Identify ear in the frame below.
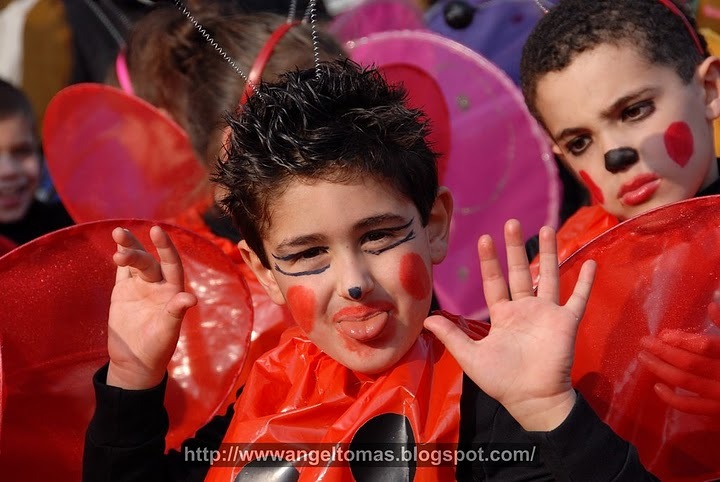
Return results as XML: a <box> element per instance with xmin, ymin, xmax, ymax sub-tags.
<box><xmin>220</xmin><ymin>124</ymin><xmax>233</xmax><ymax>153</ymax></box>
<box><xmin>551</xmin><ymin>143</ymin><xmax>564</xmax><ymax>159</ymax></box>
<box><xmin>427</xmin><ymin>187</ymin><xmax>453</xmax><ymax>264</ymax></box>
<box><xmin>698</xmin><ymin>56</ymin><xmax>720</xmax><ymax>120</ymax></box>
<box><xmin>237</xmin><ymin>240</ymin><xmax>286</xmax><ymax>305</ymax></box>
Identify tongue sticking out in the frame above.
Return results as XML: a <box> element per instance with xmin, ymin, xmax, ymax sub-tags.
<box><xmin>336</xmin><ymin>312</ymin><xmax>389</xmax><ymax>342</ymax></box>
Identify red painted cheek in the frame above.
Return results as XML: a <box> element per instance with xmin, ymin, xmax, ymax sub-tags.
<box><xmin>664</xmin><ymin>121</ymin><xmax>694</xmax><ymax>167</ymax></box>
<box><xmin>579</xmin><ymin>170</ymin><xmax>605</xmax><ymax>204</ymax></box>
<box><xmin>286</xmin><ymin>285</ymin><xmax>316</xmax><ymax>333</ymax></box>
<box><xmin>400</xmin><ymin>253</ymin><xmax>431</xmax><ymax>301</ymax></box>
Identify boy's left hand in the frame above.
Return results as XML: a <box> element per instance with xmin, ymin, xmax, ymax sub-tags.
<box><xmin>638</xmin><ymin>294</ymin><xmax>720</xmax><ymax>416</ymax></box>
<box><xmin>424</xmin><ymin>220</ymin><xmax>596</xmax><ymax>432</ymax></box>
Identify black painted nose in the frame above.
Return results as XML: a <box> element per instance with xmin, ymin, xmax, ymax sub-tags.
<box><xmin>444</xmin><ymin>1</ymin><xmax>475</xmax><ymax>29</ymax></box>
<box><xmin>604</xmin><ymin>147</ymin><xmax>639</xmax><ymax>173</ymax></box>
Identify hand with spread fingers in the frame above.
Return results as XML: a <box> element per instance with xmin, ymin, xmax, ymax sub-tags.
<box><xmin>639</xmin><ymin>291</ymin><xmax>720</xmax><ymax>416</ymax></box>
<box><xmin>424</xmin><ymin>219</ymin><xmax>596</xmax><ymax>431</ymax></box>
<box><xmin>106</xmin><ymin>226</ymin><xmax>198</xmax><ymax>390</ymax></box>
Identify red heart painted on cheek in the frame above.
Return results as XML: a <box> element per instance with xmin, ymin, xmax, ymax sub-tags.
<box><xmin>664</xmin><ymin>122</ymin><xmax>694</xmax><ymax>168</ymax></box>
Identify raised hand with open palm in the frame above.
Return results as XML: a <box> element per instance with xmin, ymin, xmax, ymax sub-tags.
<box><xmin>424</xmin><ymin>219</ymin><xmax>596</xmax><ymax>431</ymax></box>
<box><xmin>106</xmin><ymin>226</ymin><xmax>198</xmax><ymax>390</ymax></box>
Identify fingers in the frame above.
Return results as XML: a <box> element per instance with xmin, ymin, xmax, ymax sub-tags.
<box><xmin>149</xmin><ymin>225</ymin><xmax>187</xmax><ymax>287</ymax></box>
<box><xmin>641</xmin><ymin>333</ymin><xmax>720</xmax><ymax>377</ymax></box>
<box><xmin>657</xmin><ymin>330</ymin><xmax>720</xmax><ymax>358</ymax></box>
<box><xmin>112</xmin><ymin>226</ymin><xmax>186</xmax><ymax>286</ymax></box>
<box><xmin>165</xmin><ymin>292</ymin><xmax>198</xmax><ymax>321</ymax></box>
<box><xmin>113</xmin><ymin>227</ymin><xmax>163</xmax><ymax>283</ymax></box>
<box><xmin>652</xmin><ymin>383</ymin><xmax>720</xmax><ymax>415</ymax></box>
<box><xmin>478</xmin><ymin>234</ymin><xmax>509</xmax><ymax>307</ymax></box>
<box><xmin>638</xmin><ymin>349</ymin><xmax>720</xmax><ymax>398</ymax></box>
<box><xmin>562</xmin><ymin>259</ymin><xmax>596</xmax><ymax>321</ymax></box>
<box><xmin>504</xmin><ymin>220</ymin><xmax>534</xmax><ymax>300</ymax></box>
<box><xmin>424</xmin><ymin>314</ymin><xmax>478</xmax><ymax>369</ymax></box>
<box><xmin>535</xmin><ymin>226</ymin><xmax>560</xmax><ymax>302</ymax></box>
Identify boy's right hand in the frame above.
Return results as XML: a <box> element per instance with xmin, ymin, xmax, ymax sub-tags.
<box><xmin>106</xmin><ymin>226</ymin><xmax>197</xmax><ymax>390</ymax></box>
<box><xmin>425</xmin><ymin>220</ymin><xmax>596</xmax><ymax>432</ymax></box>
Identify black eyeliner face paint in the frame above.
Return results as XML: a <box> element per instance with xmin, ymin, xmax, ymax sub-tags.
<box><xmin>348</xmin><ymin>287</ymin><xmax>362</xmax><ymax>300</ymax></box>
<box><xmin>274</xmin><ymin>264</ymin><xmax>330</xmax><ymax>277</ymax></box>
<box><xmin>272</xmin><ymin>252</ymin><xmax>302</xmax><ymax>262</ymax></box>
<box><xmin>365</xmin><ymin>230</ymin><xmax>416</xmax><ymax>256</ymax></box>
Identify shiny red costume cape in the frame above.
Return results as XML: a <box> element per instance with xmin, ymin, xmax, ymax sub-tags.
<box><xmin>205</xmin><ymin>316</ymin><xmax>489</xmax><ymax>482</ymax></box>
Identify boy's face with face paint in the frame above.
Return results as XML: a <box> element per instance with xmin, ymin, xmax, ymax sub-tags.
<box><xmin>239</xmin><ymin>176</ymin><xmax>452</xmax><ymax>374</ymax></box>
<box><xmin>535</xmin><ymin>42</ymin><xmax>720</xmax><ymax>220</ymax></box>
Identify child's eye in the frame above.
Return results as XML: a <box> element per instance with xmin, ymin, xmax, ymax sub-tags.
<box><xmin>364</xmin><ymin>231</ymin><xmax>390</xmax><ymax>243</ymax></box>
<box><xmin>272</xmin><ymin>246</ymin><xmax>330</xmax><ymax>277</ymax></box>
<box><xmin>293</xmin><ymin>247</ymin><xmax>327</xmax><ymax>261</ymax></box>
<box><xmin>621</xmin><ymin>101</ymin><xmax>654</xmax><ymax>122</ymax></box>
<box><xmin>566</xmin><ymin>135</ymin><xmax>591</xmax><ymax>156</ymax></box>
<box><xmin>363</xmin><ymin>228</ymin><xmax>415</xmax><ymax>255</ymax></box>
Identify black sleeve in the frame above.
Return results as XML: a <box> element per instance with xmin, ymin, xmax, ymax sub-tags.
<box><xmin>83</xmin><ymin>364</ymin><xmax>237</xmax><ymax>482</ymax></box>
<box><xmin>525</xmin><ymin>393</ymin><xmax>657</xmax><ymax>482</ymax></box>
<box><xmin>457</xmin><ymin>376</ymin><xmax>659</xmax><ymax>482</ymax></box>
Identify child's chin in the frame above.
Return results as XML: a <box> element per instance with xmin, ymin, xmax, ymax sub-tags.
<box><xmin>340</xmin><ymin>349</ymin><xmax>406</xmax><ymax>375</ymax></box>
<box><xmin>0</xmin><ymin>196</ymin><xmax>33</xmax><ymax>223</ymax></box>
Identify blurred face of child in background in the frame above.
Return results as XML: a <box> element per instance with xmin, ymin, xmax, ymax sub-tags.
<box><xmin>0</xmin><ymin>114</ymin><xmax>40</xmax><ymax>223</ymax></box>
<box><xmin>536</xmin><ymin>42</ymin><xmax>720</xmax><ymax>220</ymax></box>
<box><xmin>242</xmin><ymin>176</ymin><xmax>452</xmax><ymax>375</ymax></box>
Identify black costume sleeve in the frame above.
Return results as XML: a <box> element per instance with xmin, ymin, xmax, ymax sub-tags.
<box><xmin>457</xmin><ymin>376</ymin><xmax>659</xmax><ymax>481</ymax></box>
<box><xmin>82</xmin><ymin>364</ymin><xmax>236</xmax><ymax>482</ymax></box>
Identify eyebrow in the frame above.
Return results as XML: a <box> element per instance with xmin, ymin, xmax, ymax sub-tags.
<box><xmin>599</xmin><ymin>88</ymin><xmax>655</xmax><ymax>119</ymax></box>
<box><xmin>353</xmin><ymin>213</ymin><xmax>411</xmax><ymax>231</ymax></box>
<box><xmin>272</xmin><ymin>213</ymin><xmax>411</xmax><ymax>253</ymax></box>
<box><xmin>274</xmin><ymin>233</ymin><xmax>326</xmax><ymax>253</ymax></box>
<box><xmin>553</xmin><ymin>87</ymin><xmax>656</xmax><ymax>142</ymax></box>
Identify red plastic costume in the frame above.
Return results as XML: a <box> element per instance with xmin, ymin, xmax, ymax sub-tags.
<box><xmin>205</xmin><ymin>315</ymin><xmax>489</xmax><ymax>482</ymax></box>
<box><xmin>557</xmin><ymin>196</ymin><xmax>720</xmax><ymax>482</ymax></box>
